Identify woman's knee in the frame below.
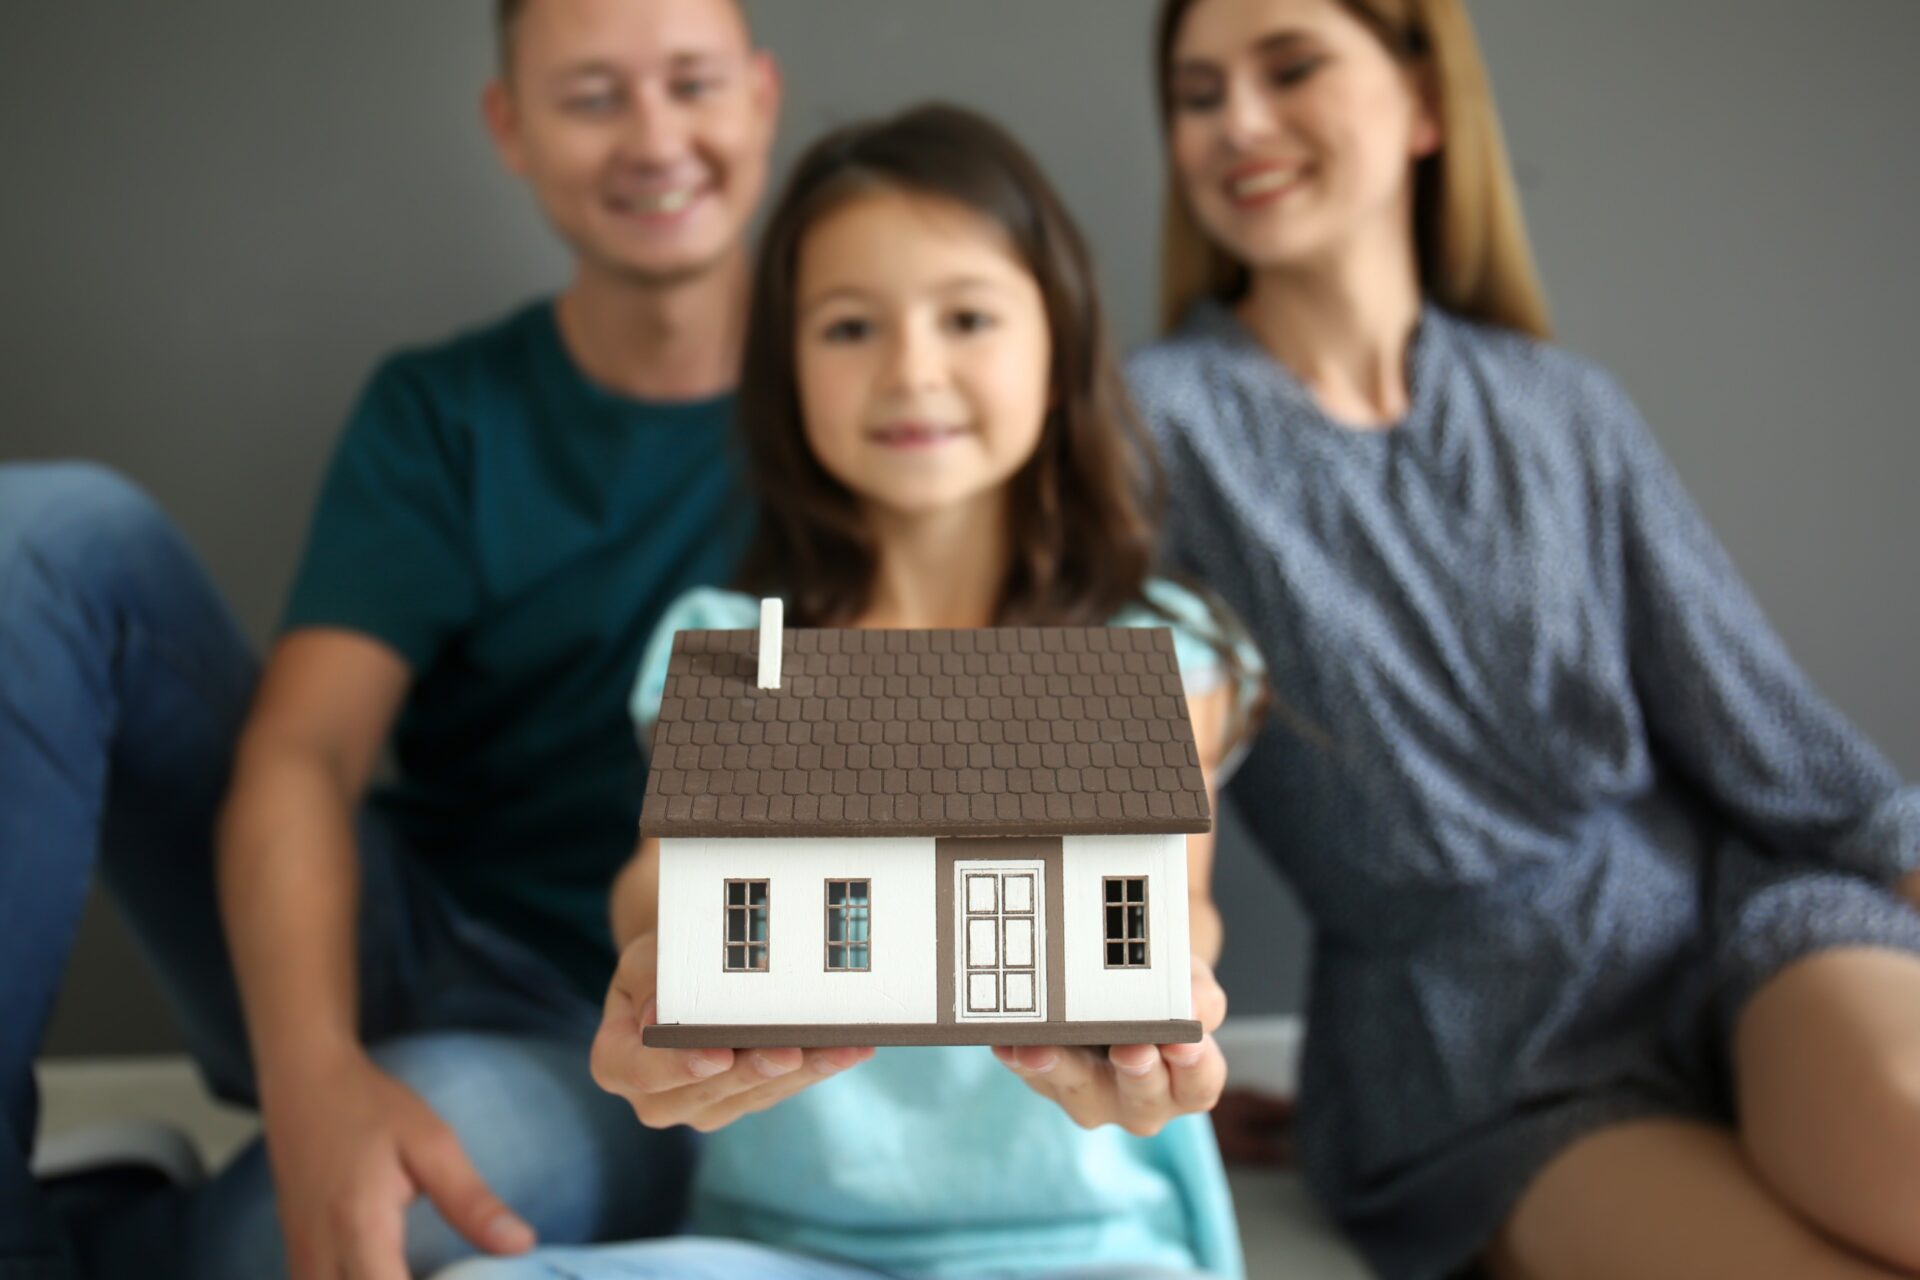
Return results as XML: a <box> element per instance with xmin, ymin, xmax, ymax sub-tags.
<box><xmin>1490</xmin><ymin>1118</ymin><xmax>1902</xmax><ymax>1280</ymax></box>
<box><xmin>1736</xmin><ymin>947</ymin><xmax>1920</xmax><ymax>1270</ymax></box>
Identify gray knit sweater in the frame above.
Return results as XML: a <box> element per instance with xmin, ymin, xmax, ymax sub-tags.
<box><xmin>1129</xmin><ymin>300</ymin><xmax>1920</xmax><ymax>1280</ymax></box>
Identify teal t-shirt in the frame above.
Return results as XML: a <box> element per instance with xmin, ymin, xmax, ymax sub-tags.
<box><xmin>283</xmin><ymin>300</ymin><xmax>750</xmax><ymax>997</ymax></box>
<box><xmin>630</xmin><ymin>584</ymin><xmax>1254</xmax><ymax>1278</ymax></box>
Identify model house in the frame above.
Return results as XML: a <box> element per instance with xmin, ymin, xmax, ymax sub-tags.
<box><xmin>640</xmin><ymin>601</ymin><xmax>1209</xmax><ymax>1049</ymax></box>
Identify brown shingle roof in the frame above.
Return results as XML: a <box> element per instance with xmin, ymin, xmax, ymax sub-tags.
<box><xmin>640</xmin><ymin>624</ymin><xmax>1212</xmax><ymax>840</ymax></box>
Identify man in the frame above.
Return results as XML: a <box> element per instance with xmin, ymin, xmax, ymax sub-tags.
<box><xmin>0</xmin><ymin>1</ymin><xmax>780</xmax><ymax>1275</ymax></box>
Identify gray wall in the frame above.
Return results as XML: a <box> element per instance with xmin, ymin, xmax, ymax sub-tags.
<box><xmin>10</xmin><ymin>1</ymin><xmax>1915</xmax><ymax>1055</ymax></box>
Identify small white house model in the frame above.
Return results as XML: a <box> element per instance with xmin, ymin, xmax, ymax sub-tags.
<box><xmin>640</xmin><ymin>602</ymin><xmax>1209</xmax><ymax>1048</ymax></box>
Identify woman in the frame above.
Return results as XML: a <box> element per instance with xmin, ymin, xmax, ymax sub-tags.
<box><xmin>1130</xmin><ymin>1</ymin><xmax>1920</xmax><ymax>1277</ymax></box>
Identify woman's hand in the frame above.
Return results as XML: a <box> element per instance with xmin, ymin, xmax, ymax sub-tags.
<box><xmin>590</xmin><ymin>931</ymin><xmax>874</xmax><ymax>1133</ymax></box>
<box><xmin>992</xmin><ymin>954</ymin><xmax>1229</xmax><ymax>1137</ymax></box>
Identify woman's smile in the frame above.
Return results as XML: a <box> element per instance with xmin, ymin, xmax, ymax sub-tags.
<box><xmin>1224</xmin><ymin>159</ymin><xmax>1309</xmax><ymax>209</ymax></box>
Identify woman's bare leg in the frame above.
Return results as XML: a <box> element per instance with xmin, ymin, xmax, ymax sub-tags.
<box><xmin>1484</xmin><ymin>1119</ymin><xmax>1907</xmax><ymax>1280</ymax></box>
<box><xmin>1734</xmin><ymin>947</ymin><xmax>1920</xmax><ymax>1272</ymax></box>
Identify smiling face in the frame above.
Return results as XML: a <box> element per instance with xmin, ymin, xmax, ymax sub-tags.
<box><xmin>1166</xmin><ymin>0</ymin><xmax>1439</xmax><ymax>275</ymax></box>
<box><xmin>792</xmin><ymin>189</ymin><xmax>1054</xmax><ymax>522</ymax></box>
<box><xmin>485</xmin><ymin>0</ymin><xmax>779</xmax><ymax>288</ymax></box>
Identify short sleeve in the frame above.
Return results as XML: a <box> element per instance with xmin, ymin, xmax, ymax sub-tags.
<box><xmin>629</xmin><ymin>587</ymin><xmax>762</xmax><ymax>736</ymax></box>
<box><xmin>280</xmin><ymin>358</ymin><xmax>477</xmax><ymax>670</ymax></box>
<box><xmin>1112</xmin><ymin>579</ymin><xmax>1267</xmax><ymax>777</ymax></box>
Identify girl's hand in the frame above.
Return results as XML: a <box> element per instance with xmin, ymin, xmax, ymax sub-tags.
<box><xmin>991</xmin><ymin>955</ymin><xmax>1229</xmax><ymax>1137</ymax></box>
<box><xmin>590</xmin><ymin>931</ymin><xmax>874</xmax><ymax>1133</ymax></box>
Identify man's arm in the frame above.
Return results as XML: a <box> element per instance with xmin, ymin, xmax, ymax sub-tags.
<box><xmin>217</xmin><ymin>628</ymin><xmax>533</xmax><ymax>1280</ymax></box>
<box><xmin>218</xmin><ymin>628</ymin><xmax>405</xmax><ymax>1092</ymax></box>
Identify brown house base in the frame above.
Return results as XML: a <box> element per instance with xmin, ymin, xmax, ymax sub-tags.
<box><xmin>644</xmin><ymin>1019</ymin><xmax>1202</xmax><ymax>1049</ymax></box>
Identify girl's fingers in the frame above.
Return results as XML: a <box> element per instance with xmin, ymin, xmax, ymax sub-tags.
<box><xmin>648</xmin><ymin>1046</ymin><xmax>806</xmax><ymax>1117</ymax></box>
<box><xmin>594</xmin><ymin>1002</ymin><xmax>818</xmax><ymax>1126</ymax></box>
<box><xmin>815</xmin><ymin>1044</ymin><xmax>872</xmax><ymax>1072</ymax></box>
<box><xmin>685</xmin><ymin>1063</ymin><xmax>819</xmax><ymax>1132</ymax></box>
<box><xmin>595</xmin><ymin>988</ymin><xmax>782</xmax><ymax>1107</ymax></box>
<box><xmin>1109</xmin><ymin>1043</ymin><xmax>1174</xmax><ymax>1135</ymax></box>
<box><xmin>1191</xmin><ymin>959</ymin><xmax>1229</xmax><ymax>1031</ymax></box>
<box><xmin>1163</xmin><ymin>1033</ymin><xmax>1228</xmax><ymax>1112</ymax></box>
<box><xmin>593</xmin><ymin>1022</ymin><xmax>734</xmax><ymax>1105</ymax></box>
<box><xmin>687</xmin><ymin>1046</ymin><xmax>875</xmax><ymax>1132</ymax></box>
<box><xmin>593</xmin><ymin>987</ymin><xmax>727</xmax><ymax>1097</ymax></box>
<box><xmin>689</xmin><ymin>1046</ymin><xmax>803</xmax><ymax>1093</ymax></box>
<box><xmin>1007</xmin><ymin>1043</ymin><xmax>1075</xmax><ymax>1095</ymax></box>
<box><xmin>1005</xmin><ymin>1045</ymin><xmax>1105</xmax><ymax>1125</ymax></box>
<box><xmin>998</xmin><ymin>1038</ymin><xmax>1224</xmax><ymax>1133</ymax></box>
<box><xmin>995</xmin><ymin>1042</ymin><xmax>1059</xmax><ymax>1091</ymax></box>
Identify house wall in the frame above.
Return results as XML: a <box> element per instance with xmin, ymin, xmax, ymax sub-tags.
<box><xmin>1061</xmin><ymin>833</ymin><xmax>1193</xmax><ymax>1023</ymax></box>
<box><xmin>655</xmin><ymin>837</ymin><xmax>938</xmax><ymax>1027</ymax></box>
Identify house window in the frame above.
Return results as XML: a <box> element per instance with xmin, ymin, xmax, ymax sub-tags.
<box><xmin>1104</xmin><ymin>877</ymin><xmax>1149</xmax><ymax>968</ymax></box>
<box><xmin>825</xmin><ymin>879</ymin><xmax>871</xmax><ymax>971</ymax></box>
<box><xmin>725</xmin><ymin>879</ymin><xmax>769</xmax><ymax>971</ymax></box>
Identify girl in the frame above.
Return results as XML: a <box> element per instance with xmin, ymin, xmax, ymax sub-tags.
<box><xmin>441</xmin><ymin>104</ymin><xmax>1260</xmax><ymax>1280</ymax></box>
<box><xmin>1133</xmin><ymin>1</ymin><xmax>1920</xmax><ymax>1278</ymax></box>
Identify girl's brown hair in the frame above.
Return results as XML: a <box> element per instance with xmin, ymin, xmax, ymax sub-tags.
<box><xmin>738</xmin><ymin>104</ymin><xmax>1268</xmax><ymax>746</ymax></box>
<box><xmin>735</xmin><ymin>103</ymin><xmax>1166</xmax><ymax>633</ymax></box>
<box><xmin>1155</xmin><ymin>0</ymin><xmax>1551</xmax><ymax>339</ymax></box>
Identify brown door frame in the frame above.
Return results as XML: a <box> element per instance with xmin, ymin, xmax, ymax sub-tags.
<box><xmin>934</xmin><ymin>836</ymin><xmax>1066</xmax><ymax>1025</ymax></box>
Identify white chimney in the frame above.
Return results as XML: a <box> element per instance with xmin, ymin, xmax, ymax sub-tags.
<box><xmin>757</xmin><ymin>598</ymin><xmax>783</xmax><ymax>689</ymax></box>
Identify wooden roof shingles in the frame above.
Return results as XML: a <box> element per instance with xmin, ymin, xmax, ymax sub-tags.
<box><xmin>640</xmin><ymin>624</ymin><xmax>1211</xmax><ymax>839</ymax></box>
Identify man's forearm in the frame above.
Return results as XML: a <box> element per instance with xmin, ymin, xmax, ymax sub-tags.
<box><xmin>217</xmin><ymin>747</ymin><xmax>366</xmax><ymax>1092</ymax></box>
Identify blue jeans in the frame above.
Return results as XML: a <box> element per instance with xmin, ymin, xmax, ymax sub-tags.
<box><xmin>0</xmin><ymin>462</ymin><xmax>691</xmax><ymax>1279</ymax></box>
<box><xmin>431</xmin><ymin>1238</ymin><xmax>1210</xmax><ymax>1280</ymax></box>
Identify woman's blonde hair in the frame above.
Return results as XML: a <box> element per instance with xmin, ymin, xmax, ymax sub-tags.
<box><xmin>1155</xmin><ymin>0</ymin><xmax>1551</xmax><ymax>339</ymax></box>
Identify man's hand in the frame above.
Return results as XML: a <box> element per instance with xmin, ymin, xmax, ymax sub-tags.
<box><xmin>261</xmin><ymin>1048</ymin><xmax>533</xmax><ymax>1280</ymax></box>
<box><xmin>591</xmin><ymin>931</ymin><xmax>873</xmax><ymax>1132</ymax></box>
<box><xmin>992</xmin><ymin>954</ymin><xmax>1230</xmax><ymax>1137</ymax></box>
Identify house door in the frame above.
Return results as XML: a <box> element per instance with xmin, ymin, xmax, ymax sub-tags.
<box><xmin>953</xmin><ymin>860</ymin><xmax>1046</xmax><ymax>1023</ymax></box>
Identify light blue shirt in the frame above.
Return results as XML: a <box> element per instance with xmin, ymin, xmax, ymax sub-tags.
<box><xmin>630</xmin><ymin>581</ymin><xmax>1252</xmax><ymax>1278</ymax></box>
